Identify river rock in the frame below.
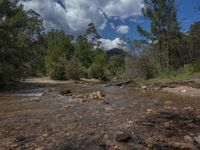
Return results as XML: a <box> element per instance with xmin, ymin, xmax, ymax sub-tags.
<box><xmin>184</xmin><ymin>135</ymin><xmax>194</xmax><ymax>143</ymax></box>
<box><xmin>160</xmin><ymin>112</ymin><xmax>174</xmax><ymax>119</ymax></box>
<box><xmin>15</xmin><ymin>136</ymin><xmax>27</xmax><ymax>142</ymax></box>
<box><xmin>194</xmin><ymin>135</ymin><xmax>200</xmax><ymax>145</ymax></box>
<box><xmin>180</xmin><ymin>89</ymin><xmax>187</xmax><ymax>93</ymax></box>
<box><xmin>115</xmin><ymin>131</ymin><xmax>132</xmax><ymax>142</ymax></box>
<box><xmin>169</xmin><ymin>141</ymin><xmax>195</xmax><ymax>149</ymax></box>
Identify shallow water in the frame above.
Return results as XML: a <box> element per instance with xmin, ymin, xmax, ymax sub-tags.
<box><xmin>0</xmin><ymin>83</ymin><xmax>200</xmax><ymax>150</ymax></box>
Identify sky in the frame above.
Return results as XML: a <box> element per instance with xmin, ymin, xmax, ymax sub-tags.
<box><xmin>21</xmin><ymin>0</ymin><xmax>200</xmax><ymax>50</ymax></box>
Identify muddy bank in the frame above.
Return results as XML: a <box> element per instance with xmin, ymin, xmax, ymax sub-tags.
<box><xmin>0</xmin><ymin>79</ymin><xmax>200</xmax><ymax>150</ymax></box>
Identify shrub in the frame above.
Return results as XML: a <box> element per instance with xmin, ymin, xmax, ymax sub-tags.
<box><xmin>65</xmin><ymin>59</ymin><xmax>82</xmax><ymax>80</ymax></box>
<box><xmin>192</xmin><ymin>59</ymin><xmax>200</xmax><ymax>72</ymax></box>
<box><xmin>88</xmin><ymin>50</ymin><xmax>108</xmax><ymax>81</ymax></box>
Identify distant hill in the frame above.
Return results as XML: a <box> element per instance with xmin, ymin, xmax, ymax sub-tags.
<box><xmin>106</xmin><ymin>48</ymin><xmax>126</xmax><ymax>58</ymax></box>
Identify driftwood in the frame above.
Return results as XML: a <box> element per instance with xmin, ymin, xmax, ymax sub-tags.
<box><xmin>111</xmin><ymin>80</ymin><xmax>132</xmax><ymax>86</ymax></box>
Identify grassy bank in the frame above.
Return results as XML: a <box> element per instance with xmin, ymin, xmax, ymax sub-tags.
<box><xmin>136</xmin><ymin>68</ymin><xmax>200</xmax><ymax>87</ymax></box>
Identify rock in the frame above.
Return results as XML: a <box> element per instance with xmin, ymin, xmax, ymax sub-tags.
<box><xmin>15</xmin><ymin>136</ymin><xmax>26</xmax><ymax>142</ymax></box>
<box><xmin>113</xmin><ymin>145</ymin><xmax>120</xmax><ymax>150</ymax></box>
<box><xmin>56</xmin><ymin>114</ymin><xmax>64</xmax><ymax>118</ymax></box>
<box><xmin>194</xmin><ymin>135</ymin><xmax>200</xmax><ymax>145</ymax></box>
<box><xmin>180</xmin><ymin>89</ymin><xmax>187</xmax><ymax>93</ymax></box>
<box><xmin>184</xmin><ymin>135</ymin><xmax>194</xmax><ymax>143</ymax></box>
<box><xmin>169</xmin><ymin>141</ymin><xmax>195</xmax><ymax>149</ymax></box>
<box><xmin>115</xmin><ymin>131</ymin><xmax>132</xmax><ymax>143</ymax></box>
<box><xmin>71</xmin><ymin>91</ymin><xmax>105</xmax><ymax>102</ymax></box>
<box><xmin>58</xmin><ymin>89</ymin><xmax>72</xmax><ymax>96</ymax></box>
<box><xmin>131</xmin><ymin>132</ymin><xmax>143</xmax><ymax>144</ymax></box>
<box><xmin>146</xmin><ymin>109</ymin><xmax>156</xmax><ymax>114</ymax></box>
<box><xmin>35</xmin><ymin>147</ymin><xmax>45</xmax><ymax>150</ymax></box>
<box><xmin>183</xmin><ymin>106</ymin><xmax>194</xmax><ymax>112</ymax></box>
<box><xmin>159</xmin><ymin>112</ymin><xmax>174</xmax><ymax>119</ymax></box>
<box><xmin>64</xmin><ymin>104</ymin><xmax>75</xmax><ymax>109</ymax></box>
<box><xmin>141</xmin><ymin>85</ymin><xmax>147</xmax><ymax>90</ymax></box>
<box><xmin>195</xmin><ymin>115</ymin><xmax>200</xmax><ymax>122</ymax></box>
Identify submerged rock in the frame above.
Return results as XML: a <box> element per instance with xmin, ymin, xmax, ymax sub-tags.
<box><xmin>115</xmin><ymin>131</ymin><xmax>132</xmax><ymax>143</ymax></box>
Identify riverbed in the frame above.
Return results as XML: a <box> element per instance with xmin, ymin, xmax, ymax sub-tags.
<box><xmin>0</xmin><ymin>80</ymin><xmax>200</xmax><ymax>150</ymax></box>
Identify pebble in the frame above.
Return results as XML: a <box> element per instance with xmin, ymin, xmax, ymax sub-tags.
<box><xmin>180</xmin><ymin>90</ymin><xmax>187</xmax><ymax>93</ymax></box>
<box><xmin>194</xmin><ymin>135</ymin><xmax>200</xmax><ymax>145</ymax></box>
<box><xmin>183</xmin><ymin>106</ymin><xmax>194</xmax><ymax>112</ymax></box>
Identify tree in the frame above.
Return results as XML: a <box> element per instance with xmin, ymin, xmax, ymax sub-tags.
<box><xmin>45</xmin><ymin>30</ymin><xmax>74</xmax><ymax>80</ymax></box>
<box><xmin>88</xmin><ymin>49</ymin><xmax>108</xmax><ymax>80</ymax></box>
<box><xmin>0</xmin><ymin>0</ymin><xmax>43</xmax><ymax>83</ymax></box>
<box><xmin>84</xmin><ymin>23</ymin><xmax>101</xmax><ymax>49</ymax></box>
<box><xmin>108</xmin><ymin>55</ymin><xmax>125</xmax><ymax>78</ymax></box>
<box><xmin>137</xmin><ymin>0</ymin><xmax>181</xmax><ymax>69</ymax></box>
<box><xmin>74</xmin><ymin>35</ymin><xmax>93</xmax><ymax>68</ymax></box>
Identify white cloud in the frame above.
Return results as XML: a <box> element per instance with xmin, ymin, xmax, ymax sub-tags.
<box><xmin>116</xmin><ymin>25</ymin><xmax>130</xmax><ymax>34</ymax></box>
<box><xmin>104</xmin><ymin>0</ymin><xmax>143</xmax><ymax>18</ymax></box>
<box><xmin>100</xmin><ymin>38</ymin><xmax>125</xmax><ymax>50</ymax></box>
<box><xmin>110</xmin><ymin>23</ymin><xmax>115</xmax><ymax>29</ymax></box>
<box><xmin>20</xmin><ymin>0</ymin><xmax>143</xmax><ymax>35</ymax></box>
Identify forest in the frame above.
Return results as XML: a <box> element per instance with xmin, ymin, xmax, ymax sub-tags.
<box><xmin>0</xmin><ymin>0</ymin><xmax>200</xmax><ymax>84</ymax></box>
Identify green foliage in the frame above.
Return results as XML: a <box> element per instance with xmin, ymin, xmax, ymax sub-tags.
<box><xmin>0</xmin><ymin>0</ymin><xmax>43</xmax><ymax>83</ymax></box>
<box><xmin>45</xmin><ymin>30</ymin><xmax>74</xmax><ymax>80</ymax></box>
<box><xmin>192</xmin><ymin>59</ymin><xmax>200</xmax><ymax>73</ymax></box>
<box><xmin>88</xmin><ymin>50</ymin><xmax>108</xmax><ymax>80</ymax></box>
<box><xmin>137</xmin><ymin>0</ymin><xmax>181</xmax><ymax>69</ymax></box>
<box><xmin>65</xmin><ymin>59</ymin><xmax>82</xmax><ymax>80</ymax></box>
<box><xmin>74</xmin><ymin>35</ymin><xmax>93</xmax><ymax>68</ymax></box>
<box><xmin>108</xmin><ymin>55</ymin><xmax>125</xmax><ymax>78</ymax></box>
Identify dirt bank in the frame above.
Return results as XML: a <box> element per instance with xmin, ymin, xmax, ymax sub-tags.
<box><xmin>161</xmin><ymin>85</ymin><xmax>200</xmax><ymax>97</ymax></box>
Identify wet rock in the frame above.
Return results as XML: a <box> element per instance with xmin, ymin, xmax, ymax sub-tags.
<box><xmin>183</xmin><ymin>106</ymin><xmax>194</xmax><ymax>112</ymax></box>
<box><xmin>184</xmin><ymin>135</ymin><xmax>194</xmax><ymax>143</ymax></box>
<box><xmin>146</xmin><ymin>109</ymin><xmax>156</xmax><ymax>114</ymax></box>
<box><xmin>71</xmin><ymin>91</ymin><xmax>106</xmax><ymax>102</ymax></box>
<box><xmin>35</xmin><ymin>147</ymin><xmax>45</xmax><ymax>150</ymax></box>
<box><xmin>195</xmin><ymin>115</ymin><xmax>200</xmax><ymax>122</ymax></box>
<box><xmin>113</xmin><ymin>145</ymin><xmax>120</xmax><ymax>150</ymax></box>
<box><xmin>194</xmin><ymin>135</ymin><xmax>200</xmax><ymax>145</ymax></box>
<box><xmin>57</xmin><ymin>114</ymin><xmax>64</xmax><ymax>118</ymax></box>
<box><xmin>115</xmin><ymin>131</ymin><xmax>132</xmax><ymax>143</ymax></box>
<box><xmin>141</xmin><ymin>85</ymin><xmax>147</xmax><ymax>90</ymax></box>
<box><xmin>64</xmin><ymin>104</ymin><xmax>75</xmax><ymax>109</ymax></box>
<box><xmin>159</xmin><ymin>112</ymin><xmax>174</xmax><ymax>119</ymax></box>
<box><xmin>180</xmin><ymin>89</ymin><xmax>187</xmax><ymax>93</ymax></box>
<box><xmin>168</xmin><ymin>141</ymin><xmax>195</xmax><ymax>149</ymax></box>
<box><xmin>15</xmin><ymin>136</ymin><xmax>26</xmax><ymax>142</ymax></box>
<box><xmin>58</xmin><ymin>89</ymin><xmax>72</xmax><ymax>96</ymax></box>
<box><xmin>131</xmin><ymin>132</ymin><xmax>143</xmax><ymax>144</ymax></box>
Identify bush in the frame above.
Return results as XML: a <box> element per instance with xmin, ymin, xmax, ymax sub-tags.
<box><xmin>88</xmin><ymin>63</ymin><xmax>107</xmax><ymax>81</ymax></box>
<box><xmin>192</xmin><ymin>59</ymin><xmax>200</xmax><ymax>73</ymax></box>
<box><xmin>88</xmin><ymin>50</ymin><xmax>108</xmax><ymax>81</ymax></box>
<box><xmin>108</xmin><ymin>55</ymin><xmax>125</xmax><ymax>78</ymax></box>
<box><xmin>65</xmin><ymin>59</ymin><xmax>82</xmax><ymax>80</ymax></box>
<box><xmin>46</xmin><ymin>56</ymin><xmax>67</xmax><ymax>80</ymax></box>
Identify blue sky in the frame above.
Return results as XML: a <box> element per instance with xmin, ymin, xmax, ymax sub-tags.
<box><xmin>21</xmin><ymin>0</ymin><xmax>200</xmax><ymax>49</ymax></box>
<box><xmin>101</xmin><ymin>0</ymin><xmax>200</xmax><ymax>40</ymax></box>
